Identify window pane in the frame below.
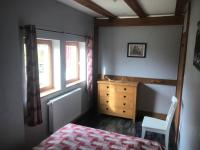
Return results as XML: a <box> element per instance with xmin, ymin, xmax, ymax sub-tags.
<box><xmin>65</xmin><ymin>43</ymin><xmax>79</xmax><ymax>82</ymax></box>
<box><xmin>37</xmin><ymin>43</ymin><xmax>51</xmax><ymax>88</ymax></box>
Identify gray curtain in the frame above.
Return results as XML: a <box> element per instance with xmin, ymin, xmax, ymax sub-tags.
<box><xmin>24</xmin><ymin>25</ymin><xmax>42</xmax><ymax>126</ymax></box>
<box><xmin>86</xmin><ymin>36</ymin><xmax>93</xmax><ymax>98</ymax></box>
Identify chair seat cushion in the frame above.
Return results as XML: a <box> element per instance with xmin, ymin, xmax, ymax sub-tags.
<box><xmin>142</xmin><ymin>116</ymin><xmax>167</xmax><ymax>131</ymax></box>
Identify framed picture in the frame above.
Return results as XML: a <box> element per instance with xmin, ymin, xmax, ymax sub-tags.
<box><xmin>127</xmin><ymin>43</ymin><xmax>147</xmax><ymax>58</ymax></box>
<box><xmin>193</xmin><ymin>21</ymin><xmax>200</xmax><ymax>71</ymax></box>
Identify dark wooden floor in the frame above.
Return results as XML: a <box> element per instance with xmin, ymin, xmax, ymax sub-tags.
<box><xmin>75</xmin><ymin>110</ymin><xmax>176</xmax><ymax>150</ymax></box>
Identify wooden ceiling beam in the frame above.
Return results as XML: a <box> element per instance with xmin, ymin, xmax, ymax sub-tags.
<box><xmin>124</xmin><ymin>0</ymin><xmax>147</xmax><ymax>18</ymax></box>
<box><xmin>74</xmin><ymin>0</ymin><xmax>116</xmax><ymax>19</ymax></box>
<box><xmin>95</xmin><ymin>16</ymin><xmax>184</xmax><ymax>27</ymax></box>
<box><xmin>175</xmin><ymin>0</ymin><xmax>189</xmax><ymax>16</ymax></box>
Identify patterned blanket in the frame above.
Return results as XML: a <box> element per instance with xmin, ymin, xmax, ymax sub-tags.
<box><xmin>33</xmin><ymin>123</ymin><xmax>162</xmax><ymax>150</ymax></box>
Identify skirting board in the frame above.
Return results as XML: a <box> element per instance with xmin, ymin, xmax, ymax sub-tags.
<box><xmin>137</xmin><ymin>110</ymin><xmax>167</xmax><ymax>120</ymax></box>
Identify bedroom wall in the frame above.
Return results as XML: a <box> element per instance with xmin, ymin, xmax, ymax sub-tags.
<box><xmin>98</xmin><ymin>26</ymin><xmax>182</xmax><ymax>114</ymax></box>
<box><xmin>0</xmin><ymin>0</ymin><xmax>93</xmax><ymax>149</ymax></box>
<box><xmin>178</xmin><ymin>0</ymin><xmax>200</xmax><ymax>149</ymax></box>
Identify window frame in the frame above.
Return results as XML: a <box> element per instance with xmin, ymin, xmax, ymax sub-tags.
<box><xmin>37</xmin><ymin>39</ymin><xmax>54</xmax><ymax>92</ymax></box>
<box><xmin>65</xmin><ymin>41</ymin><xmax>80</xmax><ymax>85</ymax></box>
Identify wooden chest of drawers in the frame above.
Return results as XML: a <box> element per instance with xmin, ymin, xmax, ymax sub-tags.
<box><xmin>97</xmin><ymin>80</ymin><xmax>138</xmax><ymax>121</ymax></box>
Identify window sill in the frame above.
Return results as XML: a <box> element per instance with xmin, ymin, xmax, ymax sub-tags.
<box><xmin>66</xmin><ymin>80</ymin><xmax>85</xmax><ymax>88</ymax></box>
<box><xmin>40</xmin><ymin>88</ymin><xmax>60</xmax><ymax>98</ymax></box>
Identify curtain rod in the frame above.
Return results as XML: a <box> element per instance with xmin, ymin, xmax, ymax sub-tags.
<box><xmin>19</xmin><ymin>26</ymin><xmax>89</xmax><ymax>38</ymax></box>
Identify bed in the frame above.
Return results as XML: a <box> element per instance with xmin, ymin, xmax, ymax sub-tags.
<box><xmin>33</xmin><ymin>123</ymin><xmax>162</xmax><ymax>150</ymax></box>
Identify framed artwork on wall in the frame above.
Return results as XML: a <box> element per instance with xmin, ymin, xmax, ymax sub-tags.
<box><xmin>193</xmin><ymin>21</ymin><xmax>200</xmax><ymax>71</ymax></box>
<box><xmin>127</xmin><ymin>43</ymin><xmax>147</xmax><ymax>58</ymax></box>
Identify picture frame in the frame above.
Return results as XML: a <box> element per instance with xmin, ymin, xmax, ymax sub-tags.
<box><xmin>127</xmin><ymin>43</ymin><xmax>147</xmax><ymax>58</ymax></box>
<box><xmin>193</xmin><ymin>21</ymin><xmax>200</xmax><ymax>71</ymax></box>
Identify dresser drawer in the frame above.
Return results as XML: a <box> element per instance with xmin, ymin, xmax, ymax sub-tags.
<box><xmin>99</xmin><ymin>105</ymin><xmax>135</xmax><ymax>119</ymax></box>
<box><xmin>99</xmin><ymin>91</ymin><xmax>111</xmax><ymax>98</ymax></box>
<box><xmin>117</xmin><ymin>109</ymin><xmax>134</xmax><ymax>119</ymax></box>
<box><xmin>115</xmin><ymin>85</ymin><xmax>135</xmax><ymax>94</ymax></box>
<box><xmin>99</xmin><ymin>97</ymin><xmax>110</xmax><ymax>105</ymax></box>
<box><xmin>98</xmin><ymin>84</ymin><xmax>114</xmax><ymax>92</ymax></box>
<box><xmin>115</xmin><ymin>100</ymin><xmax>134</xmax><ymax>109</ymax></box>
<box><xmin>98</xmin><ymin>104</ymin><xmax>115</xmax><ymax>115</ymax></box>
<box><xmin>116</xmin><ymin>92</ymin><xmax>135</xmax><ymax>102</ymax></box>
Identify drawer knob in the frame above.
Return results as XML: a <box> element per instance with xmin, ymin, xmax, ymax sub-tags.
<box><xmin>123</xmin><ymin>95</ymin><xmax>126</xmax><ymax>98</ymax></box>
<box><xmin>123</xmin><ymin>103</ymin><xmax>126</xmax><ymax>106</ymax></box>
<box><xmin>124</xmin><ymin>88</ymin><xmax>127</xmax><ymax>91</ymax></box>
<box><xmin>106</xmin><ymin>108</ymin><xmax>108</xmax><ymax>110</ymax></box>
<box><xmin>123</xmin><ymin>110</ymin><xmax>126</xmax><ymax>113</ymax></box>
<box><xmin>106</xmin><ymin>93</ymin><xmax>109</xmax><ymax>96</ymax></box>
<box><xmin>106</xmin><ymin>100</ymin><xmax>109</xmax><ymax>103</ymax></box>
<box><xmin>107</xmin><ymin>86</ymin><xmax>109</xmax><ymax>89</ymax></box>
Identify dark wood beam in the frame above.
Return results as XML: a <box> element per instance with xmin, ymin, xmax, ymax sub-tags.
<box><xmin>95</xmin><ymin>16</ymin><xmax>184</xmax><ymax>27</ymax></box>
<box><xmin>175</xmin><ymin>2</ymin><xmax>191</xmax><ymax>144</ymax></box>
<box><xmin>175</xmin><ymin>0</ymin><xmax>189</xmax><ymax>16</ymax></box>
<box><xmin>124</xmin><ymin>0</ymin><xmax>147</xmax><ymax>18</ymax></box>
<box><xmin>74</xmin><ymin>0</ymin><xmax>116</xmax><ymax>19</ymax></box>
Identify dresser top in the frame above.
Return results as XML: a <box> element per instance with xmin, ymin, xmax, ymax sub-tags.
<box><xmin>97</xmin><ymin>80</ymin><xmax>139</xmax><ymax>86</ymax></box>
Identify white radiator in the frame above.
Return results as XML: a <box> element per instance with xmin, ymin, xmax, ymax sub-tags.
<box><xmin>47</xmin><ymin>88</ymin><xmax>82</xmax><ymax>133</ymax></box>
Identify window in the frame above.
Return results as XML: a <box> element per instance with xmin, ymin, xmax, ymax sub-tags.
<box><xmin>25</xmin><ymin>38</ymin><xmax>85</xmax><ymax>96</ymax></box>
<box><xmin>37</xmin><ymin>39</ymin><xmax>54</xmax><ymax>92</ymax></box>
<box><xmin>65</xmin><ymin>41</ymin><xmax>80</xmax><ymax>84</ymax></box>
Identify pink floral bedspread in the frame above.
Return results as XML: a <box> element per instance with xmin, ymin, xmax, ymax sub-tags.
<box><xmin>33</xmin><ymin>123</ymin><xmax>162</xmax><ymax>150</ymax></box>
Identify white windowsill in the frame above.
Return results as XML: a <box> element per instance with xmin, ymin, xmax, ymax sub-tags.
<box><xmin>40</xmin><ymin>80</ymin><xmax>85</xmax><ymax>98</ymax></box>
<box><xmin>40</xmin><ymin>88</ymin><xmax>60</xmax><ymax>98</ymax></box>
<box><xmin>66</xmin><ymin>80</ymin><xmax>85</xmax><ymax>88</ymax></box>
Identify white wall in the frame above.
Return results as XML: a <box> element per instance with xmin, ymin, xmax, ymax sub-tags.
<box><xmin>179</xmin><ymin>0</ymin><xmax>200</xmax><ymax>149</ymax></box>
<box><xmin>0</xmin><ymin>0</ymin><xmax>93</xmax><ymax>149</ymax></box>
<box><xmin>98</xmin><ymin>26</ymin><xmax>182</xmax><ymax>113</ymax></box>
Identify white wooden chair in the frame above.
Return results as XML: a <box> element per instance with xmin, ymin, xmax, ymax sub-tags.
<box><xmin>141</xmin><ymin>96</ymin><xmax>177</xmax><ymax>150</ymax></box>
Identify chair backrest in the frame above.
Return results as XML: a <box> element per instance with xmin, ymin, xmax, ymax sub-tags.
<box><xmin>165</xmin><ymin>96</ymin><xmax>178</xmax><ymax>130</ymax></box>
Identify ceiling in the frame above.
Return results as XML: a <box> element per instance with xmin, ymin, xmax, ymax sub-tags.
<box><xmin>57</xmin><ymin>0</ymin><xmax>178</xmax><ymax>18</ymax></box>
<box><xmin>58</xmin><ymin>0</ymin><xmax>102</xmax><ymax>17</ymax></box>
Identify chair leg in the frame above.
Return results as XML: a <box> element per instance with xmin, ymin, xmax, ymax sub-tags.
<box><xmin>141</xmin><ymin>128</ymin><xmax>146</xmax><ymax>138</ymax></box>
<box><xmin>165</xmin><ymin>132</ymin><xmax>169</xmax><ymax>150</ymax></box>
